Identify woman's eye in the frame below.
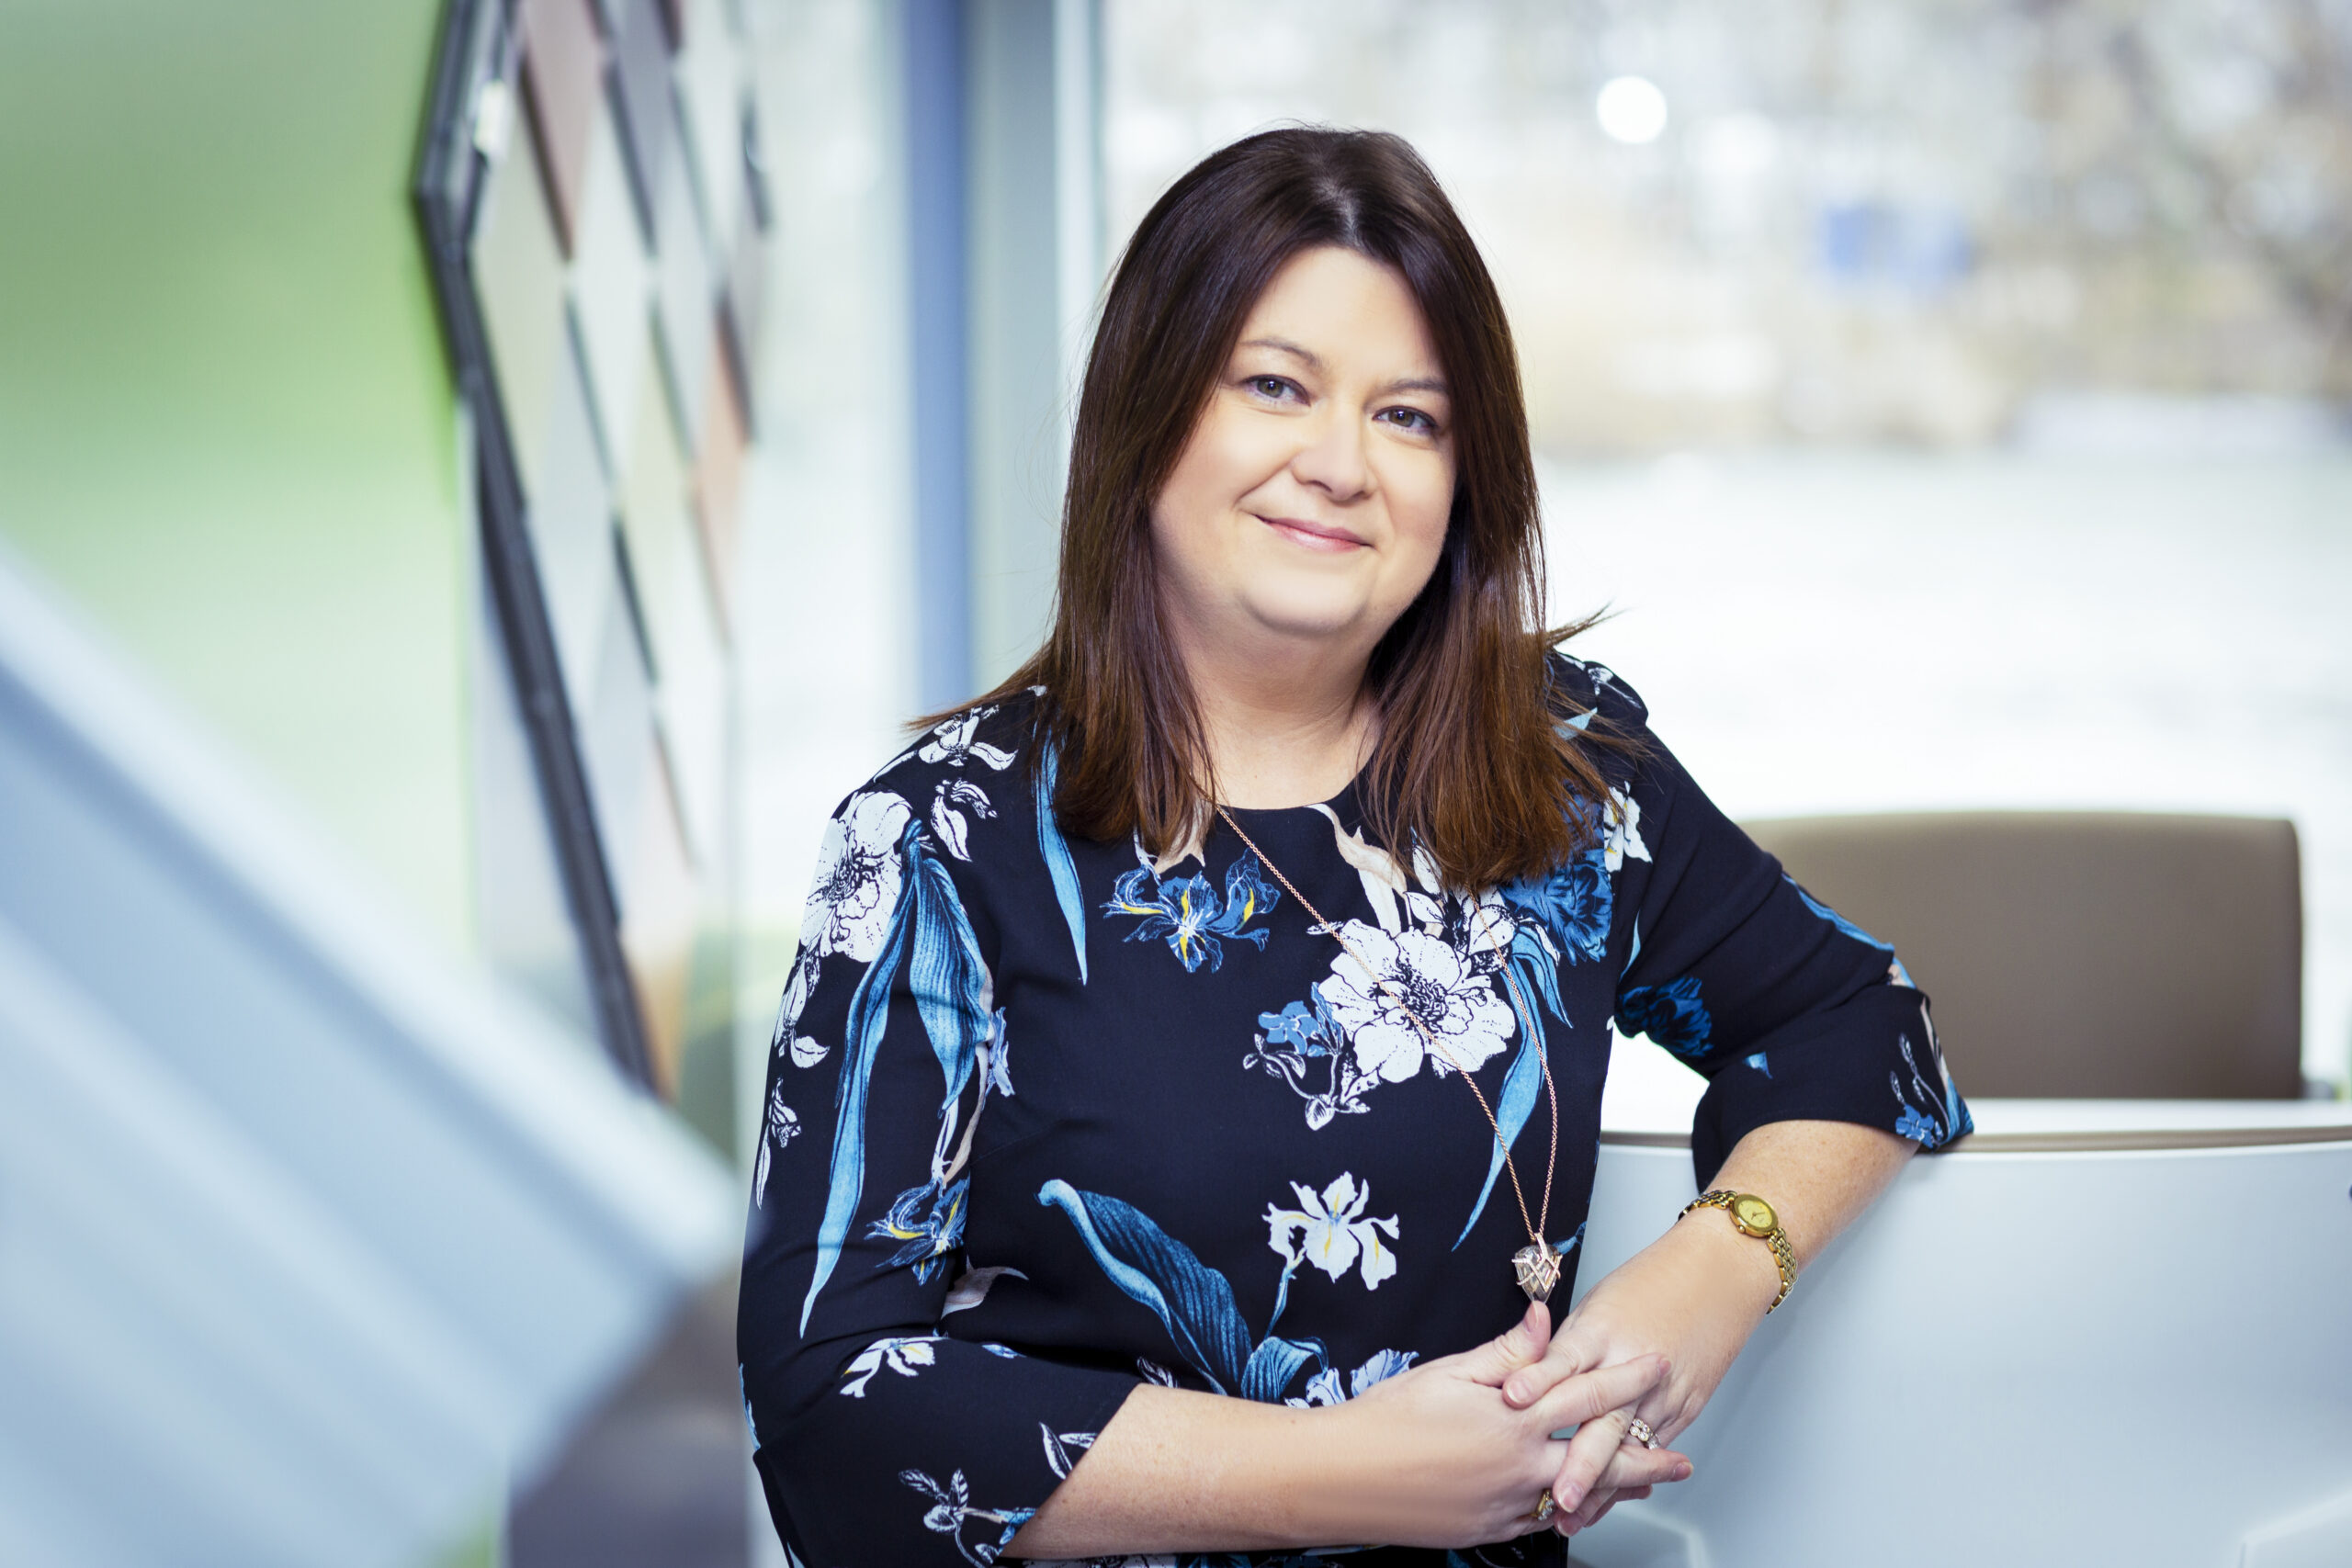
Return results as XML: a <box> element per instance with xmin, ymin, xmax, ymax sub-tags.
<box><xmin>1380</xmin><ymin>407</ymin><xmax>1438</xmax><ymax>434</ymax></box>
<box><xmin>1248</xmin><ymin>376</ymin><xmax>1295</xmax><ymax>400</ymax></box>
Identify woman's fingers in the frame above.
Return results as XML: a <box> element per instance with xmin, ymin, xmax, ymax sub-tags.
<box><xmin>1552</xmin><ymin>1427</ymin><xmax>1691</xmax><ymax>1519</ymax></box>
<box><xmin>1501</xmin><ymin>1322</ymin><xmax>1595</xmax><ymax>1408</ymax></box>
<box><xmin>1528</xmin><ymin>1353</ymin><xmax>1666</xmax><ymax>1437</ymax></box>
<box><xmin>1457</xmin><ymin>1298</ymin><xmax>1554</xmax><ymax>1388</ymax></box>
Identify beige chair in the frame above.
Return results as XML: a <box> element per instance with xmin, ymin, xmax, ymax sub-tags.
<box><xmin>1739</xmin><ymin>812</ymin><xmax>2303</xmax><ymax>1100</ymax></box>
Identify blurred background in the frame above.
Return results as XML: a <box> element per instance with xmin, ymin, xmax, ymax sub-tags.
<box><xmin>0</xmin><ymin>1</ymin><xmax>2345</xmax><ymax>1563</ymax></box>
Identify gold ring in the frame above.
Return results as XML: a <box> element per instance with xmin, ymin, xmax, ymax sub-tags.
<box><xmin>1532</xmin><ymin>1488</ymin><xmax>1555</xmax><ymax>1524</ymax></box>
<box><xmin>1626</xmin><ymin>1416</ymin><xmax>1658</xmax><ymax>1449</ymax></box>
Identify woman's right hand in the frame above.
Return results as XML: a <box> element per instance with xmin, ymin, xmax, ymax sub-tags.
<box><xmin>1309</xmin><ymin>1302</ymin><xmax>1692</xmax><ymax>1550</ymax></box>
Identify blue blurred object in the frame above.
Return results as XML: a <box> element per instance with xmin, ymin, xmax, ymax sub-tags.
<box><xmin>1815</xmin><ymin>199</ymin><xmax>1973</xmax><ymax>296</ymax></box>
<box><xmin>0</xmin><ymin>542</ymin><xmax>739</xmax><ymax>1568</ymax></box>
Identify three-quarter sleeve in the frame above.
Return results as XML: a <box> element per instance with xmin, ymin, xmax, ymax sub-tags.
<box><xmin>1595</xmin><ymin>681</ymin><xmax>1973</xmax><ymax>1189</ymax></box>
<box><xmin>738</xmin><ymin>781</ymin><xmax>1137</xmax><ymax>1567</ymax></box>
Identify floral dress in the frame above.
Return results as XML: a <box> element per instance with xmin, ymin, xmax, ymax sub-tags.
<box><xmin>739</xmin><ymin>658</ymin><xmax>1969</xmax><ymax>1568</ymax></box>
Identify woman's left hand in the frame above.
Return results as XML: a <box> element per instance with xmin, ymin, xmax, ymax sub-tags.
<box><xmin>1503</xmin><ymin>1120</ymin><xmax>1921</xmax><ymax>1534</ymax></box>
<box><xmin>1498</xmin><ymin>1208</ymin><xmax>1781</xmax><ymax>1532</ymax></box>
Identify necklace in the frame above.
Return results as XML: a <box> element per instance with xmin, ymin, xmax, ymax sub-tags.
<box><xmin>1214</xmin><ymin>806</ymin><xmax>1566</xmax><ymax>1303</ymax></box>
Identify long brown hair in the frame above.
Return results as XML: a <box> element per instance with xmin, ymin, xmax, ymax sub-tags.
<box><xmin>961</xmin><ymin>127</ymin><xmax>1623</xmax><ymax>890</ymax></box>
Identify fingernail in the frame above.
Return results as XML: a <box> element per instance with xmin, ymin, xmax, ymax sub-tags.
<box><xmin>1676</xmin><ymin>1461</ymin><xmax>1694</xmax><ymax>1481</ymax></box>
<box><xmin>1504</xmin><ymin>1377</ymin><xmax>1526</xmax><ymax>1404</ymax></box>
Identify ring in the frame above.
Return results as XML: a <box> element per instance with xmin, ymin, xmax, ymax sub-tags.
<box><xmin>1532</xmin><ymin>1489</ymin><xmax>1555</xmax><ymax>1524</ymax></box>
<box><xmin>1625</xmin><ymin>1416</ymin><xmax>1659</xmax><ymax>1449</ymax></box>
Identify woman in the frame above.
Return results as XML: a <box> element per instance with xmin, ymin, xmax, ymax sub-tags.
<box><xmin>740</xmin><ymin>128</ymin><xmax>1969</xmax><ymax>1565</ymax></box>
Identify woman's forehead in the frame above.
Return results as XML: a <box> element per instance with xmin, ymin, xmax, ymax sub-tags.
<box><xmin>1235</xmin><ymin>248</ymin><xmax>1446</xmax><ymax>390</ymax></box>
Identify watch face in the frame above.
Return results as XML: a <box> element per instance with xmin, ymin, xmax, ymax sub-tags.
<box><xmin>1730</xmin><ymin>1194</ymin><xmax>1777</xmax><ymax>1235</ymax></box>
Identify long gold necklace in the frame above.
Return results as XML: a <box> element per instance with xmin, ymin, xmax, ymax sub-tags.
<box><xmin>1214</xmin><ymin>806</ymin><xmax>1567</xmax><ymax>1303</ymax></box>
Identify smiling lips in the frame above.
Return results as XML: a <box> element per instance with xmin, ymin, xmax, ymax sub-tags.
<box><xmin>1256</xmin><ymin>513</ymin><xmax>1367</xmax><ymax>552</ymax></box>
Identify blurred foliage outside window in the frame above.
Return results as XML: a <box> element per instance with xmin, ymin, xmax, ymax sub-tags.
<box><xmin>1103</xmin><ymin>0</ymin><xmax>2352</xmax><ymax>454</ymax></box>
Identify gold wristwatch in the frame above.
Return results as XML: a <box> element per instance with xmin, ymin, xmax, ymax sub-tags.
<box><xmin>1680</xmin><ymin>1190</ymin><xmax>1796</xmax><ymax>1313</ymax></box>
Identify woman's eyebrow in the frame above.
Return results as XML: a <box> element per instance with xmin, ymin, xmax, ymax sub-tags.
<box><xmin>1380</xmin><ymin>374</ymin><xmax>1450</xmax><ymax>398</ymax></box>
<box><xmin>1238</xmin><ymin>335</ymin><xmax>1322</xmax><ymax>367</ymax></box>
<box><xmin>1238</xmin><ymin>337</ymin><xmax>1449</xmax><ymax>398</ymax></box>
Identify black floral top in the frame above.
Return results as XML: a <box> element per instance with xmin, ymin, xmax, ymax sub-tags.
<box><xmin>739</xmin><ymin>659</ymin><xmax>1968</xmax><ymax>1567</ymax></box>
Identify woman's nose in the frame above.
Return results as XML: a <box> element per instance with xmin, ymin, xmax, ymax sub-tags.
<box><xmin>1290</xmin><ymin>407</ymin><xmax>1374</xmax><ymax>502</ymax></box>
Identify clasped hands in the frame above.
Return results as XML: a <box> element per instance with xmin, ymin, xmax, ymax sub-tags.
<box><xmin>1329</xmin><ymin>1219</ymin><xmax>1771</xmax><ymax>1548</ymax></box>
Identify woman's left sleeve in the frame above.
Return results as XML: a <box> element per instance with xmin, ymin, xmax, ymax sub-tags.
<box><xmin>1609</xmin><ymin>735</ymin><xmax>1973</xmax><ymax>1189</ymax></box>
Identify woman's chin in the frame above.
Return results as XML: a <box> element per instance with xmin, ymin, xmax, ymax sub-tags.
<box><xmin>1229</xmin><ymin>595</ymin><xmax>1385</xmax><ymax>651</ymax></box>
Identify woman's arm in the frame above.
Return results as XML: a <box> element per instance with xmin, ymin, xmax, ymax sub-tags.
<box><xmin>1499</xmin><ymin>1119</ymin><xmax>1916</xmax><ymax>1532</ymax></box>
<box><xmin>1498</xmin><ymin>666</ymin><xmax>1971</xmax><ymax>1534</ymax></box>
<box><xmin>1007</xmin><ymin>1303</ymin><xmax>1692</xmax><ymax>1557</ymax></box>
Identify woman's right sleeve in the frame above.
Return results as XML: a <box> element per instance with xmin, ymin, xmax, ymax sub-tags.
<box><xmin>736</xmin><ymin>784</ymin><xmax>1139</xmax><ymax>1568</ymax></box>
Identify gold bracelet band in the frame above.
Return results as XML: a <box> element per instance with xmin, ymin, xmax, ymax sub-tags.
<box><xmin>1679</xmin><ymin>1188</ymin><xmax>1796</xmax><ymax>1313</ymax></box>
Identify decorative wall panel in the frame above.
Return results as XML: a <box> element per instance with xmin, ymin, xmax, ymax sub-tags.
<box><xmin>417</xmin><ymin>0</ymin><xmax>772</xmax><ymax>1103</ymax></box>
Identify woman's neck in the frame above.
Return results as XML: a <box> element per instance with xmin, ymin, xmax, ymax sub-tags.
<box><xmin>1177</xmin><ymin>629</ymin><xmax>1377</xmax><ymax>810</ymax></box>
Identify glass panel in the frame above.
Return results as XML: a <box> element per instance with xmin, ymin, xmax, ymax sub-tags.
<box><xmin>523</xmin><ymin>327</ymin><xmax>616</xmax><ymax>715</ymax></box>
<box><xmin>721</xmin><ymin>196</ymin><xmax>764</xmax><ymax>427</ymax></box>
<box><xmin>618</xmin><ymin>351</ymin><xmax>692</xmax><ymax>680</ymax></box>
<box><xmin>690</xmin><ymin>324</ymin><xmax>745</xmax><ymax>634</ymax></box>
<box><xmin>618</xmin><ymin>735</ymin><xmax>699</xmax><ymax>1093</ymax></box>
<box><xmin>568</xmin><ymin>108</ymin><xmax>650</xmax><ymax>480</ymax></box>
<box><xmin>469</xmin><ymin>564</ymin><xmax>596</xmax><ymax>1044</ymax></box>
<box><xmin>519</xmin><ymin>0</ymin><xmax>605</xmax><ymax>254</ymax></box>
<box><xmin>671</xmin><ymin>0</ymin><xmax>743</xmax><ymax>247</ymax></box>
<box><xmin>574</xmin><ymin>571</ymin><xmax>654</xmax><ymax>905</ymax></box>
<box><xmin>651</xmin><ymin>132</ymin><xmax>715</xmax><ymax>451</ymax></box>
<box><xmin>609</xmin><ymin>0</ymin><xmax>676</xmax><ymax>243</ymax></box>
<box><xmin>469</xmin><ymin>96</ymin><xmax>568</xmax><ymax>502</ymax></box>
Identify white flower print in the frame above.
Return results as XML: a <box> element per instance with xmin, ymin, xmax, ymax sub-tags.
<box><xmin>919</xmin><ymin>705</ymin><xmax>1017</xmax><ymax>771</ymax></box>
<box><xmin>752</xmin><ymin>1084</ymin><xmax>801</xmax><ymax>1206</ymax></box>
<box><xmin>940</xmin><ymin>1264</ymin><xmax>1028</xmax><ymax>1316</ymax></box>
<box><xmin>774</xmin><ymin>791</ymin><xmax>913</xmax><ymax>1072</ymax></box>
<box><xmin>769</xmin><ymin>970</ymin><xmax>815</xmax><ymax>1062</ymax></box>
<box><xmin>1039</xmin><ymin>1422</ymin><xmax>1099</xmax><ymax>1480</ymax></box>
<box><xmin>1317</xmin><ymin>920</ymin><xmax>1515</xmax><ymax>1084</ymax></box>
<box><xmin>802</xmin><ymin>791</ymin><xmax>913</xmax><ymax>964</ymax></box>
<box><xmin>1309</xmin><ymin>803</ymin><xmax>1410</xmax><ymax>932</ymax></box>
<box><xmin>1603</xmin><ymin>784</ymin><xmax>1650</xmax><ymax>874</ymax></box>
<box><xmin>929</xmin><ymin>777</ymin><xmax>996</xmax><ymax>861</ymax></box>
<box><xmin>839</xmin><ymin>1334</ymin><xmax>939</xmax><ymax>1397</ymax></box>
<box><xmin>1264</xmin><ymin>1172</ymin><xmax>1400</xmax><ymax>1291</ymax></box>
<box><xmin>1287</xmin><ymin>1348</ymin><xmax>1419</xmax><ymax>1408</ymax></box>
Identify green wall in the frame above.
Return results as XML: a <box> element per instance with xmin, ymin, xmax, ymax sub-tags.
<box><xmin>0</xmin><ymin>0</ymin><xmax>472</xmax><ymax>947</ymax></box>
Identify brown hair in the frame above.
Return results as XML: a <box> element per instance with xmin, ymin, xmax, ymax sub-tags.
<box><xmin>957</xmin><ymin>126</ymin><xmax>1624</xmax><ymax>890</ymax></box>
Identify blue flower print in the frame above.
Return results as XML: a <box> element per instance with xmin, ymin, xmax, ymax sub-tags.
<box><xmin>869</xmin><ymin>1176</ymin><xmax>969</xmax><ymax>1281</ymax></box>
<box><xmin>1245</xmin><ymin>986</ymin><xmax>1381</xmax><ymax>1131</ymax></box>
<box><xmin>1500</xmin><ymin>849</ymin><xmax>1612</xmax><ymax>966</ymax></box>
<box><xmin>1745</xmin><ymin>1052</ymin><xmax>1771</xmax><ymax>1078</ymax></box>
<box><xmin>1890</xmin><ymin>1031</ymin><xmax>1972</xmax><ymax>1150</ymax></box>
<box><xmin>1102</xmin><ymin>851</ymin><xmax>1281</xmax><ymax>973</ymax></box>
<box><xmin>1258</xmin><ymin>997</ymin><xmax>1334</xmax><ymax>1056</ymax></box>
<box><xmin>1619</xmin><ymin>976</ymin><xmax>1713</xmax><ymax>1059</ymax></box>
<box><xmin>1788</xmin><ymin>874</ymin><xmax>1894</xmax><ymax>952</ymax></box>
<box><xmin>1037</xmin><ymin>1179</ymin><xmax>1328</xmax><ymax>1404</ymax></box>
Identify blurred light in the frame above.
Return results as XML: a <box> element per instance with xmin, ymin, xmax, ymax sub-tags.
<box><xmin>1596</xmin><ymin>75</ymin><xmax>1668</xmax><ymax>143</ymax></box>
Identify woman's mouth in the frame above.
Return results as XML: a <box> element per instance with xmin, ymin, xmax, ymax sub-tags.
<box><xmin>1257</xmin><ymin>513</ymin><xmax>1367</xmax><ymax>552</ymax></box>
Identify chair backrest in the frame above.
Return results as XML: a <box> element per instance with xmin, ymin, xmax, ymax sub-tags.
<box><xmin>1739</xmin><ymin>811</ymin><xmax>2302</xmax><ymax>1099</ymax></box>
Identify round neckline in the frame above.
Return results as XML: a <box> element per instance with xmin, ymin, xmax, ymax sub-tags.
<box><xmin>1216</xmin><ymin>769</ymin><xmax>1365</xmax><ymax>824</ymax></box>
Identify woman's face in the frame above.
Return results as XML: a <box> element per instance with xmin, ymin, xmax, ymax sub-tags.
<box><xmin>1151</xmin><ymin>245</ymin><xmax>1456</xmax><ymax>670</ymax></box>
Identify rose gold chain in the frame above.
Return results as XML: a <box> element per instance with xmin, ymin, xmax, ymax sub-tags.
<box><xmin>1215</xmin><ymin>807</ymin><xmax>1558</xmax><ymax>1254</ymax></box>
